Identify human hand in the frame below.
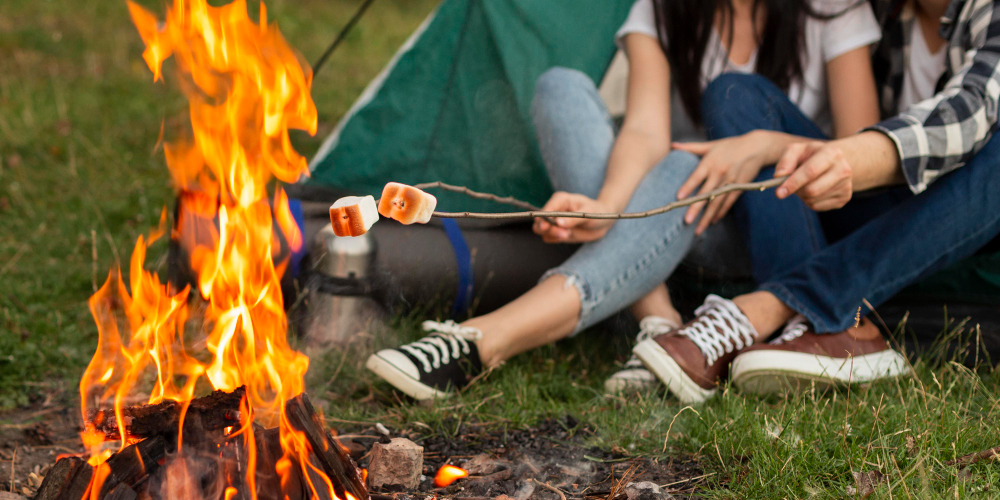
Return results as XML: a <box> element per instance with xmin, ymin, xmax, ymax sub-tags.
<box><xmin>532</xmin><ymin>192</ymin><xmax>616</xmax><ymax>243</ymax></box>
<box><xmin>674</xmin><ymin>133</ymin><xmax>772</xmax><ymax>235</ymax></box>
<box><xmin>774</xmin><ymin>141</ymin><xmax>853</xmax><ymax>211</ymax></box>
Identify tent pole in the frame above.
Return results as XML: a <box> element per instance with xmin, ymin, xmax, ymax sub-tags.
<box><xmin>312</xmin><ymin>0</ymin><xmax>378</xmax><ymax>76</ymax></box>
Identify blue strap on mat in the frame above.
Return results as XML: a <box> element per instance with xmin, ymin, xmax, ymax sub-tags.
<box><xmin>287</xmin><ymin>198</ymin><xmax>306</xmax><ymax>278</ymax></box>
<box><xmin>441</xmin><ymin>219</ymin><xmax>473</xmax><ymax>315</ymax></box>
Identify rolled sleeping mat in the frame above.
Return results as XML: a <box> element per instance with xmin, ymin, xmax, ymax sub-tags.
<box><xmin>297</xmin><ymin>199</ymin><xmax>579</xmax><ymax>316</ymax></box>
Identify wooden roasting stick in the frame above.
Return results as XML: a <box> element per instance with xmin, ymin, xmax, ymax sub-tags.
<box><xmin>418</xmin><ymin>177</ymin><xmax>788</xmax><ymax>221</ymax></box>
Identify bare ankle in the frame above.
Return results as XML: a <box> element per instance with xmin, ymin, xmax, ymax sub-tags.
<box><xmin>474</xmin><ymin>339</ymin><xmax>503</xmax><ymax>369</ymax></box>
<box><xmin>630</xmin><ymin>284</ymin><xmax>683</xmax><ymax>326</ymax></box>
<box><xmin>732</xmin><ymin>291</ymin><xmax>796</xmax><ymax>339</ymax></box>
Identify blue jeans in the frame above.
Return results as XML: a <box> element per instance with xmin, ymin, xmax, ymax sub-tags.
<box><xmin>702</xmin><ymin>73</ymin><xmax>1000</xmax><ymax>332</ymax></box>
<box><xmin>701</xmin><ymin>73</ymin><xmax>829</xmax><ymax>284</ymax></box>
<box><xmin>532</xmin><ymin>67</ymin><xmax>704</xmax><ymax>333</ymax></box>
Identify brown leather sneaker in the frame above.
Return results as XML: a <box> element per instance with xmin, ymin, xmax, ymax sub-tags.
<box><xmin>731</xmin><ymin>316</ymin><xmax>911</xmax><ymax>395</ymax></box>
<box><xmin>633</xmin><ymin>295</ymin><xmax>758</xmax><ymax>403</ymax></box>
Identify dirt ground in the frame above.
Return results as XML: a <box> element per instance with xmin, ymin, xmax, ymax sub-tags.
<box><xmin>346</xmin><ymin>415</ymin><xmax>707</xmax><ymax>499</ymax></box>
<box><xmin>0</xmin><ymin>391</ymin><xmax>86</xmax><ymax>498</ymax></box>
<box><xmin>0</xmin><ymin>393</ymin><xmax>707</xmax><ymax>499</ymax></box>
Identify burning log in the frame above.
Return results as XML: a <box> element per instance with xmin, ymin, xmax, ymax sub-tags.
<box><xmin>33</xmin><ymin>437</ymin><xmax>167</xmax><ymax>500</ymax></box>
<box><xmin>254</xmin><ymin>426</ymin><xmax>310</xmax><ymax>500</ymax></box>
<box><xmin>252</xmin><ymin>427</ymin><xmax>284</xmax><ymax>500</ymax></box>
<box><xmin>89</xmin><ymin>387</ymin><xmax>246</xmax><ymax>441</ymax></box>
<box><xmin>97</xmin><ymin>435</ymin><xmax>168</xmax><ymax>497</ymax></box>
<box><xmin>284</xmin><ymin>394</ymin><xmax>368</xmax><ymax>500</ymax></box>
<box><xmin>33</xmin><ymin>456</ymin><xmax>94</xmax><ymax>500</ymax></box>
<box><xmin>35</xmin><ymin>456</ymin><xmax>87</xmax><ymax>500</ymax></box>
<box><xmin>219</xmin><ymin>437</ymin><xmax>248</xmax><ymax>500</ymax></box>
<box><xmin>104</xmin><ymin>483</ymin><xmax>138</xmax><ymax>500</ymax></box>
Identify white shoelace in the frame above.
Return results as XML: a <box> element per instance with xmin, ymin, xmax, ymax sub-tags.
<box><xmin>623</xmin><ymin>316</ymin><xmax>679</xmax><ymax>369</ymax></box>
<box><xmin>771</xmin><ymin>315</ymin><xmax>809</xmax><ymax>345</ymax></box>
<box><xmin>399</xmin><ymin>320</ymin><xmax>483</xmax><ymax>373</ymax></box>
<box><xmin>679</xmin><ymin>294</ymin><xmax>758</xmax><ymax>365</ymax></box>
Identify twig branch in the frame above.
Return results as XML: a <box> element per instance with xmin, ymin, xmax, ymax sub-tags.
<box><xmin>531</xmin><ymin>478</ymin><xmax>567</xmax><ymax>500</ymax></box>
<box><xmin>414</xmin><ymin>181</ymin><xmax>543</xmax><ymax>211</ymax></box>
<box><xmin>945</xmin><ymin>444</ymin><xmax>1000</xmax><ymax>466</ymax></box>
<box><xmin>428</xmin><ymin>177</ymin><xmax>787</xmax><ymax>221</ymax></box>
<box><xmin>413</xmin><ymin>181</ymin><xmax>556</xmax><ymax>225</ymax></box>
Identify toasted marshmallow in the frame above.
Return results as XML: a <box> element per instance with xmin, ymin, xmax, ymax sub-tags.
<box><xmin>329</xmin><ymin>195</ymin><xmax>379</xmax><ymax>237</ymax></box>
<box><xmin>378</xmin><ymin>182</ymin><xmax>437</xmax><ymax>224</ymax></box>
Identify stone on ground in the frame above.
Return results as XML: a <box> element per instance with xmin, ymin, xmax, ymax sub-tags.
<box><xmin>625</xmin><ymin>481</ymin><xmax>674</xmax><ymax>500</ymax></box>
<box><xmin>366</xmin><ymin>437</ymin><xmax>424</xmax><ymax>490</ymax></box>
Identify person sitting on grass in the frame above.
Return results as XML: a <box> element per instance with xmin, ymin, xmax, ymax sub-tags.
<box><xmin>633</xmin><ymin>0</ymin><xmax>1000</xmax><ymax>403</ymax></box>
<box><xmin>364</xmin><ymin>0</ymin><xmax>883</xmax><ymax>400</ymax></box>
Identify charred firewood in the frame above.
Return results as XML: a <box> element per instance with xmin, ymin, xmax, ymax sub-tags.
<box><xmin>35</xmin><ymin>456</ymin><xmax>86</xmax><ymax>500</ymax></box>
<box><xmin>219</xmin><ymin>436</ymin><xmax>249</xmax><ymax>500</ymax></box>
<box><xmin>284</xmin><ymin>393</ymin><xmax>368</xmax><ymax>500</ymax></box>
<box><xmin>98</xmin><ymin>435</ymin><xmax>168</xmax><ymax>497</ymax></box>
<box><xmin>253</xmin><ymin>426</ymin><xmax>307</xmax><ymax>500</ymax></box>
<box><xmin>104</xmin><ymin>483</ymin><xmax>138</xmax><ymax>500</ymax></box>
<box><xmin>89</xmin><ymin>387</ymin><xmax>246</xmax><ymax>441</ymax></box>
<box><xmin>52</xmin><ymin>458</ymin><xmax>94</xmax><ymax>500</ymax></box>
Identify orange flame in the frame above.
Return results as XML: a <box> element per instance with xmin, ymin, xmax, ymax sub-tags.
<box><xmin>434</xmin><ymin>465</ymin><xmax>468</xmax><ymax>488</ymax></box>
<box><xmin>79</xmin><ymin>0</ymin><xmax>330</xmax><ymax>497</ymax></box>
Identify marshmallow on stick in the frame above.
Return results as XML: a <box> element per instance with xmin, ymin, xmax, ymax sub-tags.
<box><xmin>329</xmin><ymin>195</ymin><xmax>379</xmax><ymax>237</ymax></box>
<box><xmin>378</xmin><ymin>182</ymin><xmax>438</xmax><ymax>224</ymax></box>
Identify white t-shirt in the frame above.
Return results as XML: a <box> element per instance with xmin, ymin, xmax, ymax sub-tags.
<box><xmin>898</xmin><ymin>21</ymin><xmax>947</xmax><ymax>111</ymax></box>
<box><xmin>615</xmin><ymin>0</ymin><xmax>881</xmax><ymax>141</ymax></box>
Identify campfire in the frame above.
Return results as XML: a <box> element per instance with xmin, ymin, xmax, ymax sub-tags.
<box><xmin>35</xmin><ymin>0</ymin><xmax>369</xmax><ymax>498</ymax></box>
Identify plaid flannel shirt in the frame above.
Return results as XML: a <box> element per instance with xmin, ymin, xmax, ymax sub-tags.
<box><xmin>868</xmin><ymin>0</ymin><xmax>1000</xmax><ymax>193</ymax></box>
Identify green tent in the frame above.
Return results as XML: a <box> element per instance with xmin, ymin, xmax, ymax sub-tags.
<box><xmin>307</xmin><ymin>0</ymin><xmax>633</xmax><ymax>211</ymax></box>
<box><xmin>304</xmin><ymin>0</ymin><xmax>1000</xmax><ymax>305</ymax></box>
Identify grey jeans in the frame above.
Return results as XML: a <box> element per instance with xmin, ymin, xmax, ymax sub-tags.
<box><xmin>532</xmin><ymin>67</ymin><xmax>749</xmax><ymax>333</ymax></box>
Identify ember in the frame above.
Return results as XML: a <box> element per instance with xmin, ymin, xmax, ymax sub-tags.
<box><xmin>54</xmin><ymin>0</ymin><xmax>367</xmax><ymax>498</ymax></box>
<box><xmin>433</xmin><ymin>465</ymin><xmax>468</xmax><ymax>488</ymax></box>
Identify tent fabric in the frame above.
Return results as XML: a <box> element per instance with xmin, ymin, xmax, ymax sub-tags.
<box><xmin>900</xmin><ymin>247</ymin><xmax>1000</xmax><ymax>305</ymax></box>
<box><xmin>307</xmin><ymin>0</ymin><xmax>634</xmax><ymax>211</ymax></box>
<box><xmin>305</xmin><ymin>0</ymin><xmax>1000</xmax><ymax>303</ymax></box>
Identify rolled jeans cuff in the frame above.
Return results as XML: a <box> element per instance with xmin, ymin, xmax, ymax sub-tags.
<box><xmin>538</xmin><ymin>267</ymin><xmax>592</xmax><ymax>336</ymax></box>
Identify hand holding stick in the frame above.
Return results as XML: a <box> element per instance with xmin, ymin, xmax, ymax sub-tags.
<box><xmin>426</xmin><ymin>176</ymin><xmax>788</xmax><ymax>221</ymax></box>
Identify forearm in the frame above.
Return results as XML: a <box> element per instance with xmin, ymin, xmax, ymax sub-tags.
<box><xmin>751</xmin><ymin>130</ymin><xmax>815</xmax><ymax>165</ymax></box>
<box><xmin>596</xmin><ymin>128</ymin><xmax>670</xmax><ymax>211</ymax></box>
<box><xmin>837</xmin><ymin>131</ymin><xmax>905</xmax><ymax>191</ymax></box>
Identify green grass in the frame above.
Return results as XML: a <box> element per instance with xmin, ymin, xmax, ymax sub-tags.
<box><xmin>2</xmin><ymin>1</ymin><xmax>999</xmax><ymax>498</ymax></box>
<box><xmin>309</xmin><ymin>318</ymin><xmax>1000</xmax><ymax>498</ymax></box>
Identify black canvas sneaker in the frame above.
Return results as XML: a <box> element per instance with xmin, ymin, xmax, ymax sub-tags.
<box><xmin>366</xmin><ymin>320</ymin><xmax>484</xmax><ymax>400</ymax></box>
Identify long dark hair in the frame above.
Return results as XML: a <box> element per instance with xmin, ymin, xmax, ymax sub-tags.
<box><xmin>651</xmin><ymin>0</ymin><xmax>843</xmax><ymax>125</ymax></box>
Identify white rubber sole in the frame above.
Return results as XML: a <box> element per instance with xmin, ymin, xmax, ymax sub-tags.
<box><xmin>731</xmin><ymin>348</ymin><xmax>911</xmax><ymax>395</ymax></box>
<box><xmin>633</xmin><ymin>339</ymin><xmax>716</xmax><ymax>404</ymax></box>
<box><xmin>603</xmin><ymin>368</ymin><xmax>659</xmax><ymax>395</ymax></box>
<box><xmin>365</xmin><ymin>353</ymin><xmax>451</xmax><ymax>401</ymax></box>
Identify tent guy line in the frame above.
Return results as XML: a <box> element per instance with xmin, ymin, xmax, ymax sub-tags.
<box><xmin>377</xmin><ymin>177</ymin><xmax>789</xmax><ymax>221</ymax></box>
